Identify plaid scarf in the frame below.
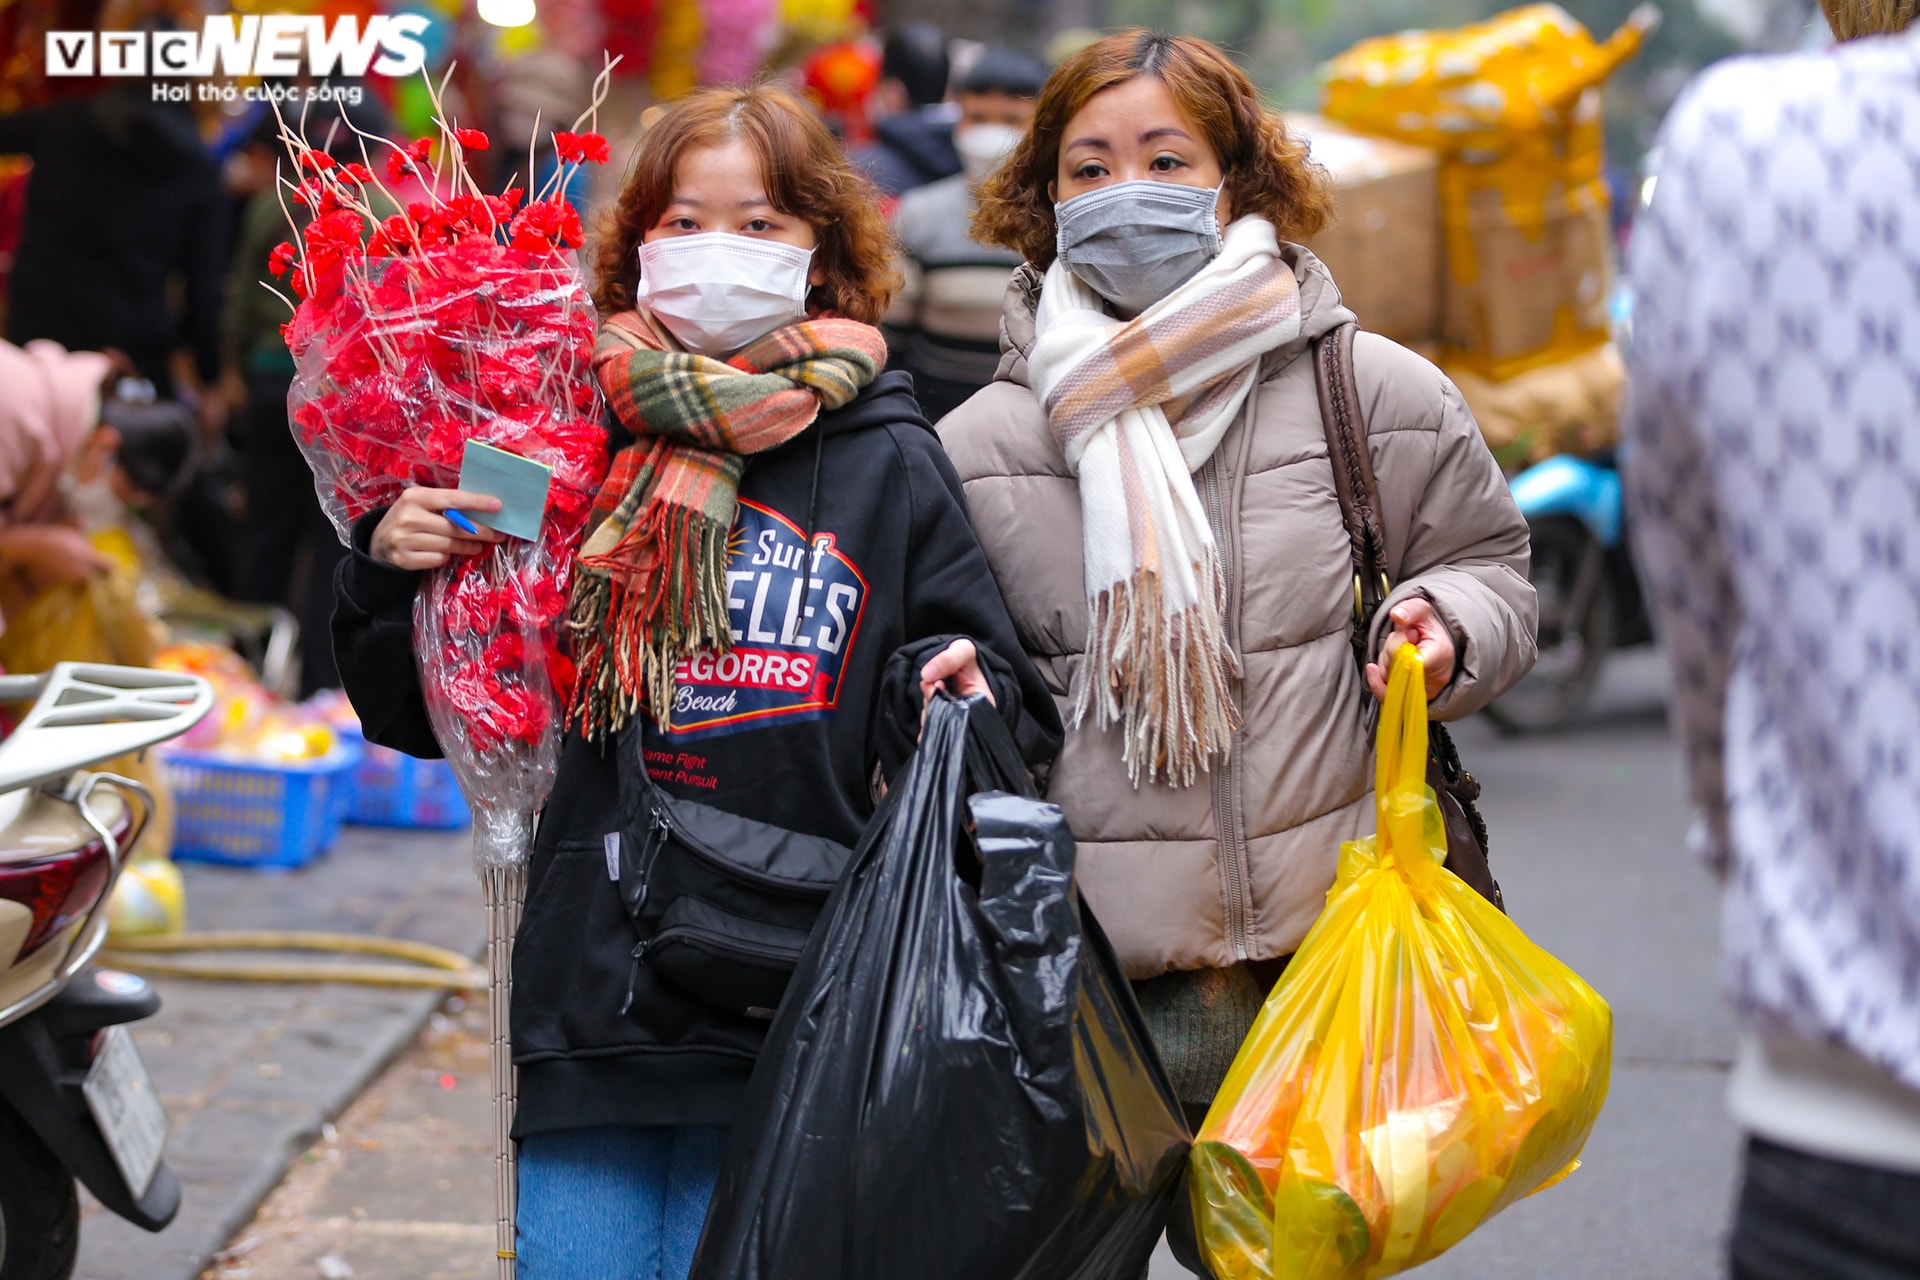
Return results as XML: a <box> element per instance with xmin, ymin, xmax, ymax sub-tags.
<box><xmin>1028</xmin><ymin>216</ymin><xmax>1301</xmax><ymax>786</ymax></box>
<box><xmin>569</xmin><ymin>310</ymin><xmax>885</xmax><ymax>739</ymax></box>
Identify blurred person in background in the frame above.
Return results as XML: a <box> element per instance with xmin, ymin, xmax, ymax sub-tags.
<box><xmin>0</xmin><ymin>25</ymin><xmax>223</xmax><ymax>406</ymax></box>
<box><xmin>943</xmin><ymin>32</ymin><xmax>1536</xmax><ymax>1272</ymax></box>
<box><xmin>889</xmin><ymin>46</ymin><xmax>1048</xmax><ymax>423</ymax></box>
<box><xmin>1623</xmin><ymin>2</ymin><xmax>1920</xmax><ymax>1276</ymax></box>
<box><xmin>496</xmin><ymin>50</ymin><xmax>594</xmax><ymax>220</ymax></box>
<box><xmin>224</xmin><ymin>94</ymin><xmax>390</xmax><ymax>696</ymax></box>
<box><xmin>848</xmin><ymin>22</ymin><xmax>959</xmax><ymax>200</ymax></box>
<box><xmin>0</xmin><ymin>338</ymin><xmax>116</xmax><ymax>627</ymax></box>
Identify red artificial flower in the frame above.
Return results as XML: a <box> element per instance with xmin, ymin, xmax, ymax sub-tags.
<box><xmin>292</xmin><ymin>178</ymin><xmax>348</xmax><ymax>217</ymax></box>
<box><xmin>385</xmin><ymin>138</ymin><xmax>432</xmax><ymax>183</ymax></box>
<box><xmin>508</xmin><ymin>199</ymin><xmax>585</xmax><ymax>254</ymax></box>
<box><xmin>367</xmin><ymin>214</ymin><xmax>416</xmax><ymax>257</ymax></box>
<box><xmin>340</xmin><ymin>161</ymin><xmax>374</xmax><ymax>185</ymax></box>
<box><xmin>302</xmin><ymin>209</ymin><xmax>365</xmax><ymax>279</ymax></box>
<box><xmin>268</xmin><ymin>241</ymin><xmax>298</xmax><ymax>277</ymax></box>
<box><xmin>547</xmin><ymin>647</ymin><xmax>578</xmax><ymax>703</ymax></box>
<box><xmin>298</xmin><ymin>150</ymin><xmax>337</xmax><ymax>172</ymax></box>
<box><xmin>553</xmin><ymin>131</ymin><xmax>611</xmax><ymax>165</ymax></box>
<box><xmin>454</xmin><ymin>127</ymin><xmax>490</xmax><ymax>152</ymax></box>
<box><xmin>484</xmin><ymin>631</ymin><xmax>527</xmax><ymax>670</ymax></box>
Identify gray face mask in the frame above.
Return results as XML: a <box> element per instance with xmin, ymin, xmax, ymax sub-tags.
<box><xmin>1054</xmin><ymin>179</ymin><xmax>1223</xmax><ymax>313</ymax></box>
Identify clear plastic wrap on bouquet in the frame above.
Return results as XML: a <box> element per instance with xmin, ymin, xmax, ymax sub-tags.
<box><xmin>286</xmin><ymin>242</ymin><xmax>608</xmax><ymax>869</ymax></box>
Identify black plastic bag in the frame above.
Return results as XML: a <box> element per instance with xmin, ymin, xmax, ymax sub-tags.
<box><xmin>689</xmin><ymin>694</ymin><xmax>1191</xmax><ymax>1280</ymax></box>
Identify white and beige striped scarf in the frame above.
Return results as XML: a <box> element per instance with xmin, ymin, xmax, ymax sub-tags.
<box><xmin>1028</xmin><ymin>215</ymin><xmax>1302</xmax><ymax>786</ymax></box>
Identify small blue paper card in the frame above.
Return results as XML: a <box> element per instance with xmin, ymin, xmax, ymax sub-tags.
<box><xmin>457</xmin><ymin>440</ymin><xmax>552</xmax><ymax>542</ymax></box>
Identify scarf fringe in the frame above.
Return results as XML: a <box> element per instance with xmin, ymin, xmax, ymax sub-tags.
<box><xmin>1072</xmin><ymin>557</ymin><xmax>1242</xmax><ymax>788</ymax></box>
<box><xmin>566</xmin><ymin>505</ymin><xmax>733</xmax><ymax>740</ymax></box>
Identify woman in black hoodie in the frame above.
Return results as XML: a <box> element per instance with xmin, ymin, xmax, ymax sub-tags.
<box><xmin>332</xmin><ymin>85</ymin><xmax>1060</xmax><ymax>1279</ymax></box>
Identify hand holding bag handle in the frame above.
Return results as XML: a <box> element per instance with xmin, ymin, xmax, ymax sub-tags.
<box><xmin>1312</xmin><ymin>321</ymin><xmax>1504</xmax><ymax>912</ymax></box>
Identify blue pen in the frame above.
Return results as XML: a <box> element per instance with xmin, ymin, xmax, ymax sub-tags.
<box><xmin>445</xmin><ymin>509</ymin><xmax>480</xmax><ymax>535</ymax></box>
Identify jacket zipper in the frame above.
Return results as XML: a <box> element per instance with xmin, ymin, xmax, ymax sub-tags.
<box><xmin>1201</xmin><ymin>450</ymin><xmax>1254</xmax><ymax>964</ymax></box>
<box><xmin>644</xmin><ymin>920</ymin><xmax>806</xmax><ymax>967</ymax></box>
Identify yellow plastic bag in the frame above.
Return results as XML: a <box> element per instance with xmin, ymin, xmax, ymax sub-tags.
<box><xmin>1320</xmin><ymin>5</ymin><xmax>1650</xmax><ymax>156</ymax></box>
<box><xmin>0</xmin><ymin>571</ymin><xmax>161</xmax><ymax>674</ymax></box>
<box><xmin>1190</xmin><ymin>646</ymin><xmax>1612</xmax><ymax>1280</ymax></box>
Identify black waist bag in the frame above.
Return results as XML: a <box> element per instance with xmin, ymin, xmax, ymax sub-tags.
<box><xmin>618</xmin><ymin>780</ymin><xmax>853</xmax><ymax>1021</ymax></box>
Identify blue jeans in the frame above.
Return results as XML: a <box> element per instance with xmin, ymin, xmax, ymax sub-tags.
<box><xmin>516</xmin><ymin>1124</ymin><xmax>731</xmax><ymax>1280</ymax></box>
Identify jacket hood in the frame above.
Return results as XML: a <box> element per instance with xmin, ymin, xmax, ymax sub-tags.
<box><xmin>873</xmin><ymin>109</ymin><xmax>961</xmax><ymax>186</ymax></box>
<box><xmin>814</xmin><ymin>368</ymin><xmax>931</xmax><ymax>440</ymax></box>
<box><xmin>990</xmin><ymin>241</ymin><xmax>1357</xmax><ymax>391</ymax></box>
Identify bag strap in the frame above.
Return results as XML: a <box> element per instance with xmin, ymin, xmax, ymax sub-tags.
<box><xmin>1312</xmin><ymin>321</ymin><xmax>1491</xmax><ymax>845</ymax></box>
<box><xmin>1313</xmin><ymin>321</ymin><xmax>1389</xmax><ymax>669</ymax></box>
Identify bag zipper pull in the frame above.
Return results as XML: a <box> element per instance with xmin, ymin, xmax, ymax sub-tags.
<box><xmin>620</xmin><ymin>939</ymin><xmax>649</xmax><ymax>1016</ymax></box>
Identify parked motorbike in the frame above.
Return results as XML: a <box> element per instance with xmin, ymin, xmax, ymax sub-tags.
<box><xmin>0</xmin><ymin>663</ymin><xmax>212</xmax><ymax>1280</ymax></box>
<box><xmin>1483</xmin><ymin>452</ymin><xmax>1651</xmax><ymax>732</ymax></box>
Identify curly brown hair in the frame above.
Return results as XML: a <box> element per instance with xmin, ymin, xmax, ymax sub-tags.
<box><xmin>972</xmin><ymin>30</ymin><xmax>1334</xmax><ymax>268</ymax></box>
<box><xmin>592</xmin><ymin>84</ymin><xmax>900</xmax><ymax>324</ymax></box>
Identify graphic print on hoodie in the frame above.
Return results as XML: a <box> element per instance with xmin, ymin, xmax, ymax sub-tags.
<box><xmin>662</xmin><ymin>499</ymin><xmax>870</xmax><ymax>745</ymax></box>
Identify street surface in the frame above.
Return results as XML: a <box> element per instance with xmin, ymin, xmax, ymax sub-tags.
<box><xmin>69</xmin><ymin>826</ymin><xmax>483</xmax><ymax>1280</ymax></box>
<box><xmin>186</xmin><ymin>648</ymin><xmax>1737</xmax><ymax>1280</ymax></box>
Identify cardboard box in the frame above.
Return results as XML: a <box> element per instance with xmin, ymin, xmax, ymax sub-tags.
<box><xmin>1287</xmin><ymin>115</ymin><xmax>1442</xmax><ymax>345</ymax></box>
<box><xmin>1440</xmin><ymin>171</ymin><xmax>1613</xmax><ymax>380</ymax></box>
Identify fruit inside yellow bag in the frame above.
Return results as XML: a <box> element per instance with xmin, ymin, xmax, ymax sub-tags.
<box><xmin>1191</xmin><ymin>645</ymin><xmax>1611</xmax><ymax>1279</ymax></box>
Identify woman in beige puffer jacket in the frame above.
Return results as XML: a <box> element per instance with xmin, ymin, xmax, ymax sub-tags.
<box><xmin>938</xmin><ymin>31</ymin><xmax>1538</xmax><ymax>1113</ymax></box>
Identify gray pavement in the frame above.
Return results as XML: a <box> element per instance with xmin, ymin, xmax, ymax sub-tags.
<box><xmin>72</xmin><ymin>823</ymin><xmax>483</xmax><ymax>1280</ymax></box>
<box><xmin>1149</xmin><ymin>647</ymin><xmax>1743</xmax><ymax>1279</ymax></box>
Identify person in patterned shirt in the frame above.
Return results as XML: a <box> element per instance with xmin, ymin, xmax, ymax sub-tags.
<box><xmin>1624</xmin><ymin>2</ymin><xmax>1920</xmax><ymax>1274</ymax></box>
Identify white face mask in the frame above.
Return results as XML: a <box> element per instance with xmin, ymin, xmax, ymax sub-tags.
<box><xmin>637</xmin><ymin>233</ymin><xmax>815</xmax><ymax>357</ymax></box>
<box><xmin>955</xmin><ymin>123</ymin><xmax>1022</xmax><ymax>185</ymax></box>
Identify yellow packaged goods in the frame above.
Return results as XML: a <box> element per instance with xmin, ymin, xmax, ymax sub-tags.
<box><xmin>1448</xmin><ymin>341</ymin><xmax>1625</xmax><ymax>467</ymax></box>
<box><xmin>1287</xmin><ymin>116</ymin><xmax>1440</xmax><ymax>345</ymax></box>
<box><xmin>1191</xmin><ymin>645</ymin><xmax>1612</xmax><ymax>1280</ymax></box>
<box><xmin>153</xmin><ymin>641</ymin><xmax>335</xmax><ymax>762</ymax></box>
<box><xmin>1321</xmin><ymin>4</ymin><xmax>1654</xmax><ymax>379</ymax></box>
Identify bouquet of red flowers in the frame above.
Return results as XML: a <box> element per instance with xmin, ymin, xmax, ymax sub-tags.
<box><xmin>269</xmin><ymin>84</ymin><xmax>617</xmax><ymax>1275</ymax></box>
<box><xmin>275</xmin><ymin>110</ymin><xmax>611</xmax><ymax>869</ymax></box>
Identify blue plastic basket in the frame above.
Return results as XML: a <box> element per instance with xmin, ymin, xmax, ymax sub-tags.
<box><xmin>341</xmin><ymin>728</ymin><xmax>470</xmax><ymax>829</ymax></box>
<box><xmin>163</xmin><ymin>742</ymin><xmax>360</xmax><ymax>870</ymax></box>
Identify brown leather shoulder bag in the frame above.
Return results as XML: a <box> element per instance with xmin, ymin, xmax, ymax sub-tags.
<box><xmin>1311</xmin><ymin>321</ymin><xmax>1504</xmax><ymax>912</ymax></box>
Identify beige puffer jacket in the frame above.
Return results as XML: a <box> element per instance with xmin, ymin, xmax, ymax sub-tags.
<box><xmin>939</xmin><ymin>245</ymin><xmax>1537</xmax><ymax>980</ymax></box>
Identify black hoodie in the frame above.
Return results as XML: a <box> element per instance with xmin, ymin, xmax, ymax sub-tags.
<box><xmin>333</xmin><ymin>369</ymin><xmax>1062</xmax><ymax>1135</ymax></box>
